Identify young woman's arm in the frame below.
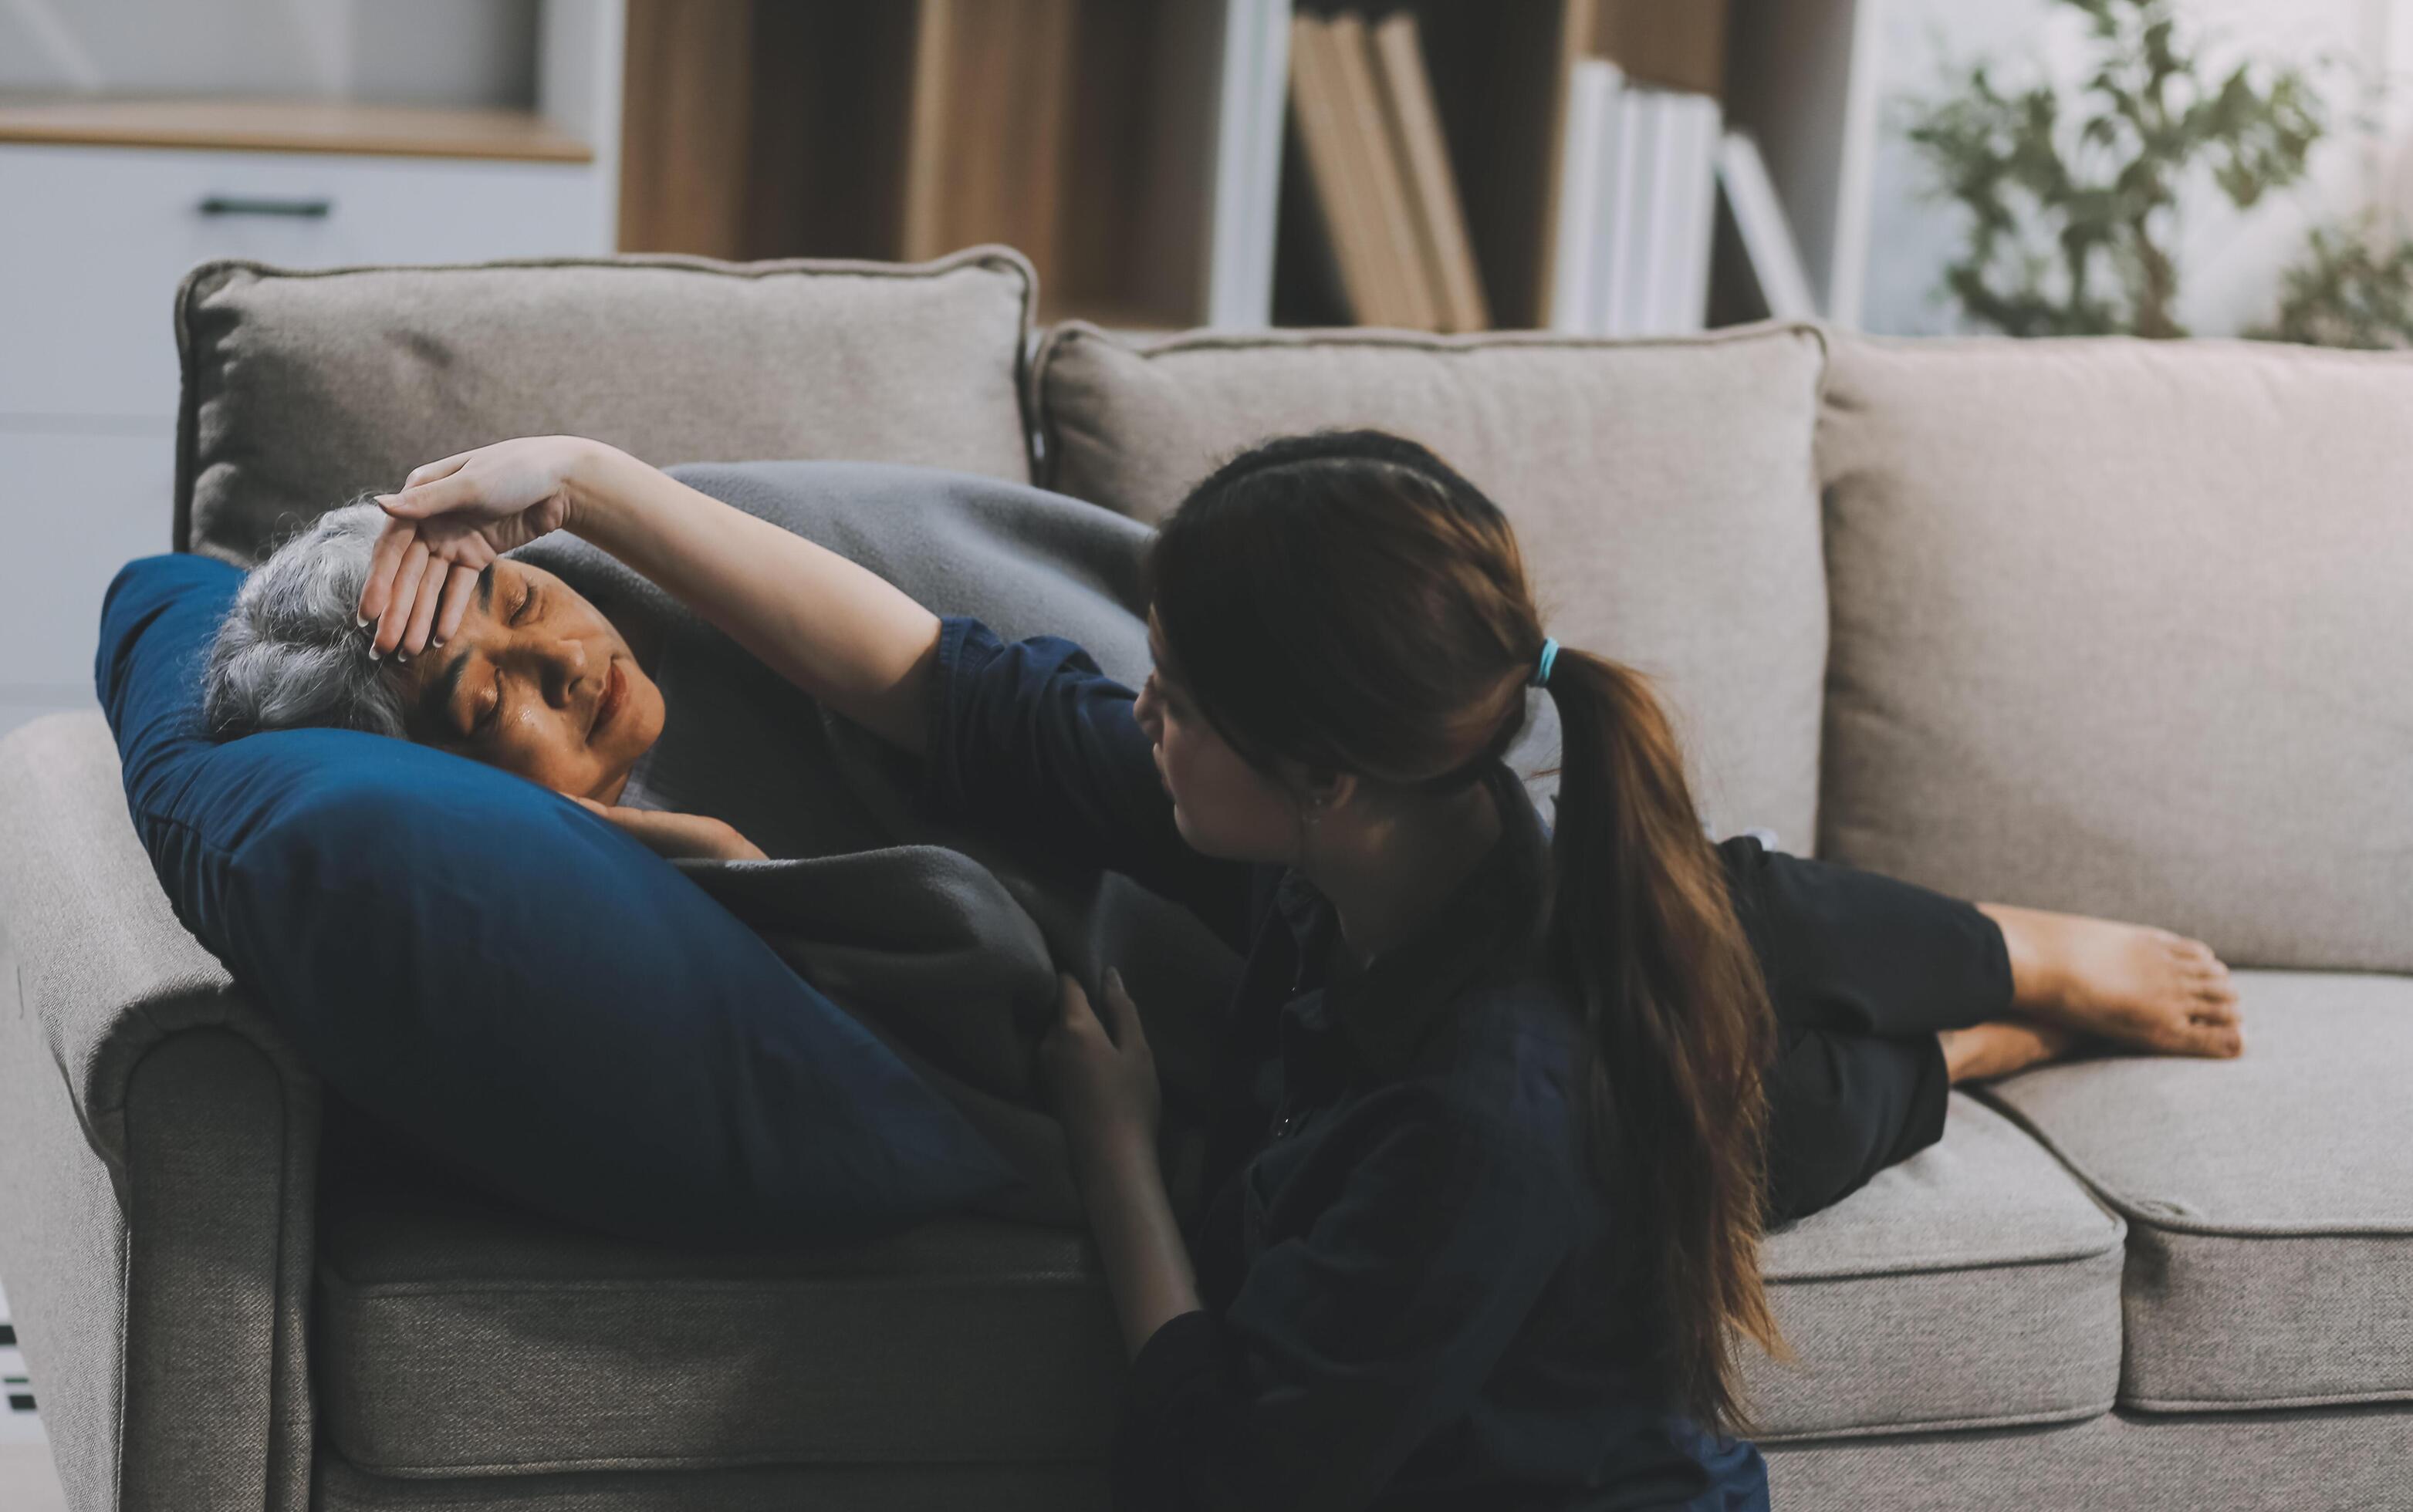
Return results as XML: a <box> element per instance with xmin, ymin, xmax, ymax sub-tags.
<box><xmin>358</xmin><ymin>436</ymin><xmax>941</xmax><ymax>756</ymax></box>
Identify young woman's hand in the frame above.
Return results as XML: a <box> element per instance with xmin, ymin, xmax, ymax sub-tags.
<box><xmin>357</xmin><ymin>435</ymin><xmax>620</xmax><ymax>659</ymax></box>
<box><xmin>569</xmin><ymin>796</ymin><xmax>767</xmax><ymax>862</ymax></box>
<box><xmin>1039</xmin><ymin>969</ymin><xmax>1163</xmax><ymax>1153</ymax></box>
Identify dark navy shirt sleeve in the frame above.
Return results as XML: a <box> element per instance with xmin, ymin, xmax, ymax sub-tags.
<box><xmin>1112</xmin><ymin>1094</ymin><xmax>1577</xmax><ymax>1511</ymax></box>
<box><xmin>916</xmin><ymin>614</ymin><xmax>1256</xmax><ymax>953</ymax></box>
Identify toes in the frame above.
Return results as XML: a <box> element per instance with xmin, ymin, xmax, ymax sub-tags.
<box><xmin>2182</xmin><ymin>1021</ymin><xmax>2245</xmax><ymax>1058</ymax></box>
<box><xmin>2188</xmin><ymin>995</ymin><xmax>2241</xmax><ymax>1025</ymax></box>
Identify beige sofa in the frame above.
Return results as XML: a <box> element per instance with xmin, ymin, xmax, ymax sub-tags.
<box><xmin>1</xmin><ymin>246</ymin><xmax>2405</xmax><ymax>1511</ymax></box>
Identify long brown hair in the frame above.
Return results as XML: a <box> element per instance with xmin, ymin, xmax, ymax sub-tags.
<box><xmin>1144</xmin><ymin>429</ymin><xmax>1785</xmax><ymax>1434</ymax></box>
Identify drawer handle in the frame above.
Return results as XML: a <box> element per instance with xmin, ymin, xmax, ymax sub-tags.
<box><xmin>198</xmin><ymin>195</ymin><xmax>333</xmax><ymax>218</ymax></box>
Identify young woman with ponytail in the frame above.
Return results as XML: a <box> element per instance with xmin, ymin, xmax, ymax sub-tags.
<box><xmin>354</xmin><ymin>427</ymin><xmax>2243</xmax><ymax>1511</ymax></box>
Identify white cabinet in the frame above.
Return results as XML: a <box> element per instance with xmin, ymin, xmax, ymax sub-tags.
<box><xmin>0</xmin><ymin>0</ymin><xmax>626</xmax><ymax>739</ymax></box>
<box><xmin>0</xmin><ymin>426</ymin><xmax>179</xmax><ymax>707</ymax></box>
<box><xmin>0</xmin><ymin>0</ymin><xmax>625</xmax><ymax>741</ymax></box>
<box><xmin>0</xmin><ymin>143</ymin><xmax>607</xmax><ymax>420</ymax></box>
<box><xmin>0</xmin><ymin>137</ymin><xmax>612</xmax><ymax>739</ymax></box>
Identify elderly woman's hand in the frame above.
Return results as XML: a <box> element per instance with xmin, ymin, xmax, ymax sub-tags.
<box><xmin>357</xmin><ymin>435</ymin><xmax>623</xmax><ymax>660</ymax></box>
<box><xmin>569</xmin><ymin>796</ymin><xmax>766</xmax><ymax>862</ymax></box>
<box><xmin>1039</xmin><ymin>969</ymin><xmax>1163</xmax><ymax>1155</ymax></box>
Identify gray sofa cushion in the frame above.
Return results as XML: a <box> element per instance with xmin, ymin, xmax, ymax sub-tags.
<box><xmin>1817</xmin><ymin>332</ymin><xmax>2413</xmax><ymax>974</ymax></box>
<box><xmin>174</xmin><ymin>247</ymin><xmax>1039</xmax><ymax>566</ymax></box>
<box><xmin>318</xmin><ymin>1090</ymin><xmax>2120</xmax><ymax>1473</ymax></box>
<box><xmin>312</xmin><ymin>1453</ymin><xmax>1111</xmax><ymax>1512</ymax></box>
<box><xmin>314</xmin><ymin>1167</ymin><xmax>1124</xmax><ymax>1477</ymax></box>
<box><xmin>1765</xmin><ymin>1402</ymin><xmax>2413</xmax><ymax>1512</ymax></box>
<box><xmin>1979</xmin><ymin>970</ymin><xmax>2413</xmax><ymax>1413</ymax></box>
<box><xmin>1033</xmin><ymin>320</ymin><xmax>1832</xmax><ymax>849</ymax></box>
<box><xmin>1746</xmin><ymin>1093</ymin><xmax>2125</xmax><ymax>1441</ymax></box>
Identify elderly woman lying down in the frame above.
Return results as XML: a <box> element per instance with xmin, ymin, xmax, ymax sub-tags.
<box><xmin>203</xmin><ymin>498</ymin><xmax>757</xmax><ymax>861</ymax></box>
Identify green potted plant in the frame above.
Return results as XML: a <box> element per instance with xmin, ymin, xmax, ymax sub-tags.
<box><xmin>2252</xmin><ymin>211</ymin><xmax>2413</xmax><ymax>349</ymax></box>
<box><xmin>1900</xmin><ymin>0</ymin><xmax>2327</xmax><ymax>339</ymax></box>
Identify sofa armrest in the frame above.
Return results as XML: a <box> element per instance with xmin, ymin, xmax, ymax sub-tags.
<box><xmin>0</xmin><ymin>710</ymin><xmax>318</xmax><ymax>1512</ymax></box>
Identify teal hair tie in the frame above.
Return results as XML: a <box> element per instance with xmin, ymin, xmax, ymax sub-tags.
<box><xmin>1531</xmin><ymin>637</ymin><xmax>1560</xmax><ymax>689</ymax></box>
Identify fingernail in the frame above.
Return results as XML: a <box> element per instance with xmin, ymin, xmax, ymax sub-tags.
<box><xmin>430</xmin><ymin>636</ymin><xmax>444</xmax><ymax>649</ymax></box>
<box><xmin>355</xmin><ymin>611</ymin><xmax>368</xmax><ymax>628</ymax></box>
<box><xmin>367</xmin><ymin>645</ymin><xmax>381</xmax><ymax>661</ymax></box>
<box><xmin>394</xmin><ymin>648</ymin><xmax>408</xmax><ymax>663</ymax></box>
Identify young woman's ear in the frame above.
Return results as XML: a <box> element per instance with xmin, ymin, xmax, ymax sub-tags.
<box><xmin>1306</xmin><ymin>770</ymin><xmax>1355</xmax><ymax>814</ymax></box>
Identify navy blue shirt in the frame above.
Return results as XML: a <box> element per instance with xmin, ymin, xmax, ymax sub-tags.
<box><xmin>918</xmin><ymin>615</ymin><xmax>1769</xmax><ymax>1512</ymax></box>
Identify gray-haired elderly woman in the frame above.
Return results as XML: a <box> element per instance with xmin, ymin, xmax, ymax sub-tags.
<box><xmin>203</xmin><ymin>493</ymin><xmax>762</xmax><ymax>861</ymax></box>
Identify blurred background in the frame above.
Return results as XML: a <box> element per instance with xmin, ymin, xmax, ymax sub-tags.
<box><xmin>0</xmin><ymin>0</ymin><xmax>2408</xmax><ymax>746</ymax></box>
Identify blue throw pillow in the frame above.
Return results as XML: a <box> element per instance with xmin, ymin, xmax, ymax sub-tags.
<box><xmin>97</xmin><ymin>552</ymin><xmax>1017</xmax><ymax>1244</ymax></box>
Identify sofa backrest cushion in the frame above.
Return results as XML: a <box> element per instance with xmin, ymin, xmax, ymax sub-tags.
<box><xmin>1033</xmin><ymin>321</ymin><xmax>1831</xmax><ymax>850</ymax></box>
<box><xmin>175</xmin><ymin>247</ymin><xmax>1036</xmax><ymax>566</ymax></box>
<box><xmin>96</xmin><ymin>552</ymin><xmax>1019</xmax><ymax>1242</ymax></box>
<box><xmin>1818</xmin><ymin>333</ymin><xmax>2413</xmax><ymax>972</ymax></box>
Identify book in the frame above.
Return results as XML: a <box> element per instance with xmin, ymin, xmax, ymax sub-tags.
<box><xmin>1288</xmin><ymin>14</ymin><xmax>1391</xmax><ymax>325</ymax></box>
<box><xmin>1368</xmin><ymin>9</ymin><xmax>1490</xmax><ymax>332</ymax></box>
<box><xmin>1602</xmin><ymin>80</ymin><xmax>1651</xmax><ymax>335</ymax></box>
<box><xmin>1669</xmin><ymin>92</ymin><xmax>1723</xmax><ymax>332</ymax></box>
<box><xmin>1326</xmin><ymin>11</ymin><xmax>1437</xmax><ymax>329</ymax></box>
<box><xmin>1717</xmin><ymin>127</ymin><xmax>1818</xmax><ymax>321</ymax></box>
<box><xmin>1206</xmin><ymin>0</ymin><xmax>1294</xmax><ymax>327</ymax></box>
<box><xmin>1549</xmin><ymin>59</ymin><xmax>1618</xmax><ymax>332</ymax></box>
<box><xmin>1638</xmin><ymin>89</ymin><xmax>1692</xmax><ymax>333</ymax></box>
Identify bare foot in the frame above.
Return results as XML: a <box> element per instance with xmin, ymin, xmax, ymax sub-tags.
<box><xmin>1977</xmin><ymin>903</ymin><xmax>2244</xmax><ymax>1058</ymax></box>
<box><xmin>1942</xmin><ymin>1018</ymin><xmax>2088</xmax><ymax>1083</ymax></box>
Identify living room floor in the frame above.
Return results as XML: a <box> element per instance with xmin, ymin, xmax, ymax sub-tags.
<box><xmin>2</xmin><ymin>1283</ymin><xmax>66</xmax><ymax>1512</ymax></box>
<box><xmin>1</xmin><ymin>1439</ymin><xmax>67</xmax><ymax>1512</ymax></box>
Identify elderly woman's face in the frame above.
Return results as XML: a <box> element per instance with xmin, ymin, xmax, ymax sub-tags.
<box><xmin>397</xmin><ymin>559</ymin><xmax>663</xmax><ymax>801</ymax></box>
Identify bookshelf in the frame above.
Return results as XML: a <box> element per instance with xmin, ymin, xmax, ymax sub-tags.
<box><xmin>618</xmin><ymin>0</ymin><xmax>1869</xmax><ymax>335</ymax></box>
<box><xmin>618</xmin><ymin>0</ymin><xmax>1289</xmax><ymax>332</ymax></box>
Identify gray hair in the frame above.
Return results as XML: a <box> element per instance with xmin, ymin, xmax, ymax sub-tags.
<box><xmin>203</xmin><ymin>499</ymin><xmax>416</xmax><ymax>741</ymax></box>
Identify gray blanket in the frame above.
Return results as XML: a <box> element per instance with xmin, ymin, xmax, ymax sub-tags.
<box><xmin>513</xmin><ymin>461</ymin><xmax>1249</xmax><ymax>1230</ymax></box>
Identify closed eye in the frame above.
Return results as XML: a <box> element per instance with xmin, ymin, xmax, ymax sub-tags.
<box><xmin>475</xmin><ymin>667</ymin><xmax>503</xmax><ymax>735</ymax></box>
<box><xmin>511</xmin><ymin>583</ymin><xmax>535</xmax><ymax>625</ymax></box>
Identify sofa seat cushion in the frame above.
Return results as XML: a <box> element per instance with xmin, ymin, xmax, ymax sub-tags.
<box><xmin>319</xmin><ymin>1092</ymin><xmax>2127</xmax><ymax>1472</ymax></box>
<box><xmin>1745</xmin><ymin>1092</ymin><xmax>2126</xmax><ymax>1441</ymax></box>
<box><xmin>1979</xmin><ymin>970</ymin><xmax>2413</xmax><ymax>1413</ymax></box>
<box><xmin>1817</xmin><ymin>332</ymin><xmax>2413</xmax><ymax>974</ymax></box>
<box><xmin>1033</xmin><ymin>321</ymin><xmax>1831</xmax><ymax>849</ymax></box>
<box><xmin>315</xmin><ymin>1153</ymin><xmax>1124</xmax><ymax>1477</ymax></box>
<box><xmin>176</xmin><ymin>246</ymin><xmax>1038</xmax><ymax>566</ymax></box>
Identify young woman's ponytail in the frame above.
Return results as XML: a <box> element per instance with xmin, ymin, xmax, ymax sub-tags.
<box><xmin>1542</xmin><ymin>644</ymin><xmax>1786</xmax><ymax>1434</ymax></box>
<box><xmin>1150</xmin><ymin>428</ymin><xmax>1786</xmax><ymax>1435</ymax></box>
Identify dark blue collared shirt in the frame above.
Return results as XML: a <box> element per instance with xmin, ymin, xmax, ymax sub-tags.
<box><xmin>917</xmin><ymin>615</ymin><xmax>1769</xmax><ymax>1512</ymax></box>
